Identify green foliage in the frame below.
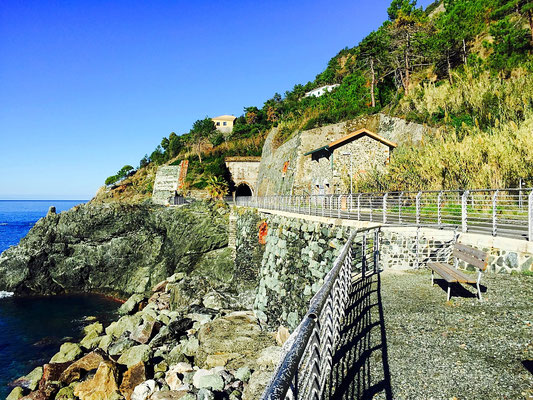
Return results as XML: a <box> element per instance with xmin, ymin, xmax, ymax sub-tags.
<box><xmin>104</xmin><ymin>165</ymin><xmax>135</xmax><ymax>186</ymax></box>
<box><xmin>203</xmin><ymin>175</ymin><xmax>229</xmax><ymax>199</ymax></box>
<box><xmin>487</xmin><ymin>17</ymin><xmax>531</xmax><ymax>71</ymax></box>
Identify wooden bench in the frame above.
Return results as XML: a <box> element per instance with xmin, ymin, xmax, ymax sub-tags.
<box><xmin>428</xmin><ymin>243</ymin><xmax>488</xmax><ymax>301</ymax></box>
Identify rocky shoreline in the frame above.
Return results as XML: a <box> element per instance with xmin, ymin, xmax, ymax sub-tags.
<box><xmin>6</xmin><ymin>272</ymin><xmax>283</xmax><ymax>400</ymax></box>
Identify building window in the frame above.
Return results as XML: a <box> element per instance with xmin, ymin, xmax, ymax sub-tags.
<box><xmin>216</xmin><ymin>122</ymin><xmax>220</xmax><ymax>126</ymax></box>
<box><xmin>223</xmin><ymin>122</ymin><xmax>227</xmax><ymax>126</ymax></box>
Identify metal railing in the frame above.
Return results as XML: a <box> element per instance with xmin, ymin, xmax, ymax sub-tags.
<box><xmin>230</xmin><ymin>188</ymin><xmax>533</xmax><ymax>241</ymax></box>
<box><xmin>261</xmin><ymin>227</ymin><xmax>380</xmax><ymax>400</ymax></box>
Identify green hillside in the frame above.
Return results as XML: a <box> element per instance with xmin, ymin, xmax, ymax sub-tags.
<box><xmin>99</xmin><ymin>0</ymin><xmax>533</xmax><ymax>202</ymax></box>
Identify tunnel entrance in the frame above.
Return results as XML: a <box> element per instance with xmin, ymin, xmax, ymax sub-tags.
<box><xmin>235</xmin><ymin>183</ymin><xmax>253</xmax><ymax>197</ymax></box>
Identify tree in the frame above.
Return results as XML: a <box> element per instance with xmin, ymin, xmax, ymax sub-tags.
<box><xmin>190</xmin><ymin>117</ymin><xmax>216</xmax><ymax>163</ymax></box>
<box><xmin>204</xmin><ymin>176</ymin><xmax>228</xmax><ymax>199</ymax></box>
<box><xmin>387</xmin><ymin>0</ymin><xmax>427</xmax><ymax>94</ymax></box>
<box><xmin>488</xmin><ymin>16</ymin><xmax>531</xmax><ymax>71</ymax></box>
<box><xmin>493</xmin><ymin>0</ymin><xmax>533</xmax><ymax>44</ymax></box>
<box><xmin>358</xmin><ymin>28</ymin><xmax>390</xmax><ymax>106</ymax></box>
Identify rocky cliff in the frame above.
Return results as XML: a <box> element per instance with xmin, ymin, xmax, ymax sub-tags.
<box><xmin>0</xmin><ymin>201</ymin><xmax>233</xmax><ymax>298</ymax></box>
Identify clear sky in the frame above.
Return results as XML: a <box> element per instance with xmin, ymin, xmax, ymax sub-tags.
<box><xmin>0</xmin><ymin>0</ymin><xmax>433</xmax><ymax>200</ymax></box>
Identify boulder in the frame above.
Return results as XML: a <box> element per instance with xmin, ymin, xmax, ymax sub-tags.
<box><xmin>275</xmin><ymin>326</ymin><xmax>290</xmax><ymax>346</ymax></box>
<box><xmin>60</xmin><ymin>350</ymin><xmax>107</xmax><ymax>384</ymax></box>
<box><xmin>196</xmin><ymin>311</ymin><xmax>277</xmax><ymax>369</ymax></box>
<box><xmin>6</xmin><ymin>387</ymin><xmax>24</xmax><ymax>400</ymax></box>
<box><xmin>83</xmin><ymin>322</ymin><xmax>104</xmax><ymax>336</ymax></box>
<box><xmin>192</xmin><ymin>369</ymin><xmax>211</xmax><ymax>389</ymax></box>
<box><xmin>80</xmin><ymin>331</ymin><xmax>102</xmax><ymax>350</ymax></box>
<box><xmin>73</xmin><ymin>361</ymin><xmax>122</xmax><ymax>400</ymax></box>
<box><xmin>165</xmin><ymin>364</ymin><xmax>191</xmax><ymax>391</ymax></box>
<box><xmin>11</xmin><ymin>366</ymin><xmax>43</xmax><ymax>391</ymax></box>
<box><xmin>130</xmin><ymin>379</ymin><xmax>158</xmax><ymax>400</ymax></box>
<box><xmin>108</xmin><ymin>334</ymin><xmax>136</xmax><ymax>356</ymax></box>
<box><xmin>197</xmin><ymin>374</ymin><xmax>224</xmax><ymax>391</ymax></box>
<box><xmin>130</xmin><ymin>319</ymin><xmax>158</xmax><ymax>344</ymax></box>
<box><xmin>205</xmin><ymin>353</ymin><xmax>241</xmax><ymax>368</ymax></box>
<box><xmin>55</xmin><ymin>386</ymin><xmax>75</xmax><ymax>400</ymax></box>
<box><xmin>117</xmin><ymin>344</ymin><xmax>151</xmax><ymax>368</ymax></box>
<box><xmin>119</xmin><ymin>361</ymin><xmax>146</xmax><ymax>400</ymax></box>
<box><xmin>197</xmin><ymin>388</ymin><xmax>215</xmax><ymax>400</ymax></box>
<box><xmin>234</xmin><ymin>367</ymin><xmax>251</xmax><ymax>383</ymax></box>
<box><xmin>150</xmin><ymin>390</ymin><xmax>189</xmax><ymax>400</ymax></box>
<box><xmin>50</xmin><ymin>343</ymin><xmax>82</xmax><ymax>364</ymax></box>
<box><xmin>119</xmin><ymin>294</ymin><xmax>146</xmax><ymax>315</ymax></box>
<box><xmin>152</xmin><ymin>280</ymin><xmax>168</xmax><ymax>293</ymax></box>
<box><xmin>106</xmin><ymin>314</ymin><xmax>143</xmax><ymax>339</ymax></box>
<box><xmin>98</xmin><ymin>334</ymin><xmax>114</xmax><ymax>352</ymax></box>
<box><xmin>242</xmin><ymin>370</ymin><xmax>274</xmax><ymax>400</ymax></box>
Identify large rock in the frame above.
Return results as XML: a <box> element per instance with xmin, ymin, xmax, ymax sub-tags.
<box><xmin>60</xmin><ymin>350</ymin><xmax>107</xmax><ymax>384</ymax></box>
<box><xmin>11</xmin><ymin>366</ymin><xmax>43</xmax><ymax>391</ymax></box>
<box><xmin>196</xmin><ymin>311</ymin><xmax>277</xmax><ymax>369</ymax></box>
<box><xmin>120</xmin><ymin>362</ymin><xmax>146</xmax><ymax>400</ymax></box>
<box><xmin>0</xmin><ymin>202</ymin><xmax>230</xmax><ymax>297</ymax></box>
<box><xmin>119</xmin><ymin>294</ymin><xmax>145</xmax><ymax>315</ymax></box>
<box><xmin>6</xmin><ymin>387</ymin><xmax>24</xmax><ymax>400</ymax></box>
<box><xmin>73</xmin><ymin>361</ymin><xmax>122</xmax><ymax>400</ymax></box>
<box><xmin>117</xmin><ymin>344</ymin><xmax>151</xmax><ymax>368</ymax></box>
<box><xmin>50</xmin><ymin>342</ymin><xmax>83</xmax><ymax>364</ymax></box>
<box><xmin>130</xmin><ymin>318</ymin><xmax>158</xmax><ymax>344</ymax></box>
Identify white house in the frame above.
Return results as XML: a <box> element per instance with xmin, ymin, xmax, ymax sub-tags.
<box><xmin>304</xmin><ymin>84</ymin><xmax>340</xmax><ymax>98</ymax></box>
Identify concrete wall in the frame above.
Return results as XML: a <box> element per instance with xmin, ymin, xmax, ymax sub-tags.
<box><xmin>255</xmin><ymin>113</ymin><xmax>433</xmax><ymax>196</ymax></box>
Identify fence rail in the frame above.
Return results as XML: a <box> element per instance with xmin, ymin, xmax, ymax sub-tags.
<box><xmin>231</xmin><ymin>188</ymin><xmax>533</xmax><ymax>241</ymax></box>
<box><xmin>261</xmin><ymin>227</ymin><xmax>380</xmax><ymax>400</ymax></box>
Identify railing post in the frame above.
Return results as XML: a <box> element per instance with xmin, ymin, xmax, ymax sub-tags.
<box><xmin>362</xmin><ymin>232</ymin><xmax>367</xmax><ymax>276</ymax></box>
<box><xmin>415</xmin><ymin>226</ymin><xmax>420</xmax><ymax>269</ymax></box>
<box><xmin>357</xmin><ymin>194</ymin><xmax>361</xmax><ymax>221</ymax></box>
<box><xmin>330</xmin><ymin>194</ymin><xmax>334</xmax><ymax>218</ymax></box>
<box><xmin>383</xmin><ymin>193</ymin><xmax>388</xmax><ymax>224</ymax></box>
<box><xmin>437</xmin><ymin>191</ymin><xmax>443</xmax><ymax>228</ymax></box>
<box><xmin>461</xmin><ymin>190</ymin><xmax>469</xmax><ymax>233</ymax></box>
<box><xmin>416</xmin><ymin>191</ymin><xmax>422</xmax><ymax>225</ymax></box>
<box><xmin>399</xmin><ymin>192</ymin><xmax>403</xmax><ymax>224</ymax></box>
<box><xmin>373</xmin><ymin>228</ymin><xmax>380</xmax><ymax>273</ymax></box>
<box><xmin>492</xmin><ymin>190</ymin><xmax>499</xmax><ymax>237</ymax></box>
<box><xmin>528</xmin><ymin>190</ymin><xmax>533</xmax><ymax>241</ymax></box>
<box><xmin>369</xmin><ymin>195</ymin><xmax>373</xmax><ymax>222</ymax></box>
<box><xmin>338</xmin><ymin>195</ymin><xmax>341</xmax><ymax>219</ymax></box>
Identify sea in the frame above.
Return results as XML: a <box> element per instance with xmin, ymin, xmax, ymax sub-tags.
<box><xmin>0</xmin><ymin>200</ymin><xmax>121</xmax><ymax>398</ymax></box>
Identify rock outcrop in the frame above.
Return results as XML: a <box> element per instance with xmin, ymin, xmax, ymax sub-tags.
<box><xmin>0</xmin><ymin>201</ymin><xmax>231</xmax><ymax>297</ymax></box>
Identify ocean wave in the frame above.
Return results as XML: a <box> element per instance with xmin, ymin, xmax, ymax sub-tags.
<box><xmin>0</xmin><ymin>223</ymin><xmax>7</xmax><ymax>226</ymax></box>
<box><xmin>0</xmin><ymin>291</ymin><xmax>14</xmax><ymax>298</ymax></box>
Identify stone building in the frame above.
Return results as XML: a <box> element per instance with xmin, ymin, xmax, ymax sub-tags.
<box><xmin>212</xmin><ymin>115</ymin><xmax>236</xmax><ymax>134</ymax></box>
<box><xmin>225</xmin><ymin>156</ymin><xmax>261</xmax><ymax>196</ymax></box>
<box><xmin>304</xmin><ymin>129</ymin><xmax>397</xmax><ymax>194</ymax></box>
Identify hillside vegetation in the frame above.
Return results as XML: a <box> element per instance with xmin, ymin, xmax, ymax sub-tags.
<box><xmin>100</xmin><ymin>0</ymin><xmax>533</xmax><ymax>201</ymax></box>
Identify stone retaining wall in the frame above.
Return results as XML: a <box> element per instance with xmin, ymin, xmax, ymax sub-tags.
<box><xmin>233</xmin><ymin>208</ymin><xmax>533</xmax><ymax>330</ymax></box>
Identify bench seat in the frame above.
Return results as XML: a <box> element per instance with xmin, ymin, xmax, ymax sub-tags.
<box><xmin>428</xmin><ymin>262</ymin><xmax>476</xmax><ymax>284</ymax></box>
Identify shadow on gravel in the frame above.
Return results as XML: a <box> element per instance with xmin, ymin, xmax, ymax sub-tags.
<box><xmin>434</xmin><ymin>279</ymin><xmax>487</xmax><ymax>299</ymax></box>
<box><xmin>325</xmin><ymin>272</ymin><xmax>393</xmax><ymax>400</ymax></box>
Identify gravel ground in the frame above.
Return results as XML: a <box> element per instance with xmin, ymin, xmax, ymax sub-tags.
<box><xmin>328</xmin><ymin>270</ymin><xmax>533</xmax><ymax>400</ymax></box>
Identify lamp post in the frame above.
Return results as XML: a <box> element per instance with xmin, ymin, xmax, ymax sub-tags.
<box><xmin>342</xmin><ymin>152</ymin><xmax>353</xmax><ymax>194</ymax></box>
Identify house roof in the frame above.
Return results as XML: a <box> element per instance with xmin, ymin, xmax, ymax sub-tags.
<box><xmin>225</xmin><ymin>156</ymin><xmax>261</xmax><ymax>163</ymax></box>
<box><xmin>212</xmin><ymin>115</ymin><xmax>237</xmax><ymax>122</ymax></box>
<box><xmin>303</xmin><ymin>145</ymin><xmax>330</xmax><ymax>157</ymax></box>
<box><xmin>328</xmin><ymin>128</ymin><xmax>397</xmax><ymax>149</ymax></box>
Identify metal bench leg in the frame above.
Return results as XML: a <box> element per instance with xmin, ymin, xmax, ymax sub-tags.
<box><xmin>476</xmin><ymin>272</ymin><xmax>482</xmax><ymax>301</ymax></box>
<box><xmin>447</xmin><ymin>284</ymin><xmax>451</xmax><ymax>301</ymax></box>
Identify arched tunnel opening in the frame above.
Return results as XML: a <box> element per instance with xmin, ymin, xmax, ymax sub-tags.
<box><xmin>235</xmin><ymin>183</ymin><xmax>253</xmax><ymax>197</ymax></box>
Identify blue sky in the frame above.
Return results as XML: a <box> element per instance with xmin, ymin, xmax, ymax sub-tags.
<box><xmin>0</xmin><ymin>0</ymin><xmax>433</xmax><ymax>199</ymax></box>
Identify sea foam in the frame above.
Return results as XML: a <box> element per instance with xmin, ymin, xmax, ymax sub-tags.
<box><xmin>0</xmin><ymin>291</ymin><xmax>14</xmax><ymax>298</ymax></box>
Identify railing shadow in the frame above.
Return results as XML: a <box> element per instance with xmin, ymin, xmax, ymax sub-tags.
<box><xmin>325</xmin><ymin>272</ymin><xmax>393</xmax><ymax>400</ymax></box>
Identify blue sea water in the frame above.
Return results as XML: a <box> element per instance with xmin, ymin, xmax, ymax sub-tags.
<box><xmin>0</xmin><ymin>200</ymin><xmax>121</xmax><ymax>398</ymax></box>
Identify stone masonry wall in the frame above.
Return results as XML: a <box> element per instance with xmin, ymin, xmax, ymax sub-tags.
<box><xmin>234</xmin><ymin>210</ymin><xmax>533</xmax><ymax>332</ymax></box>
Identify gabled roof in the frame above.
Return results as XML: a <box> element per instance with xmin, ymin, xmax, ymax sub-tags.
<box><xmin>225</xmin><ymin>156</ymin><xmax>261</xmax><ymax>163</ymax></box>
<box><xmin>328</xmin><ymin>128</ymin><xmax>397</xmax><ymax>149</ymax></box>
<box><xmin>212</xmin><ymin>115</ymin><xmax>237</xmax><ymax>121</ymax></box>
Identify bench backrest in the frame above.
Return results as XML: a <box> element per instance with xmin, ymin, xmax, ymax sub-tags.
<box><xmin>453</xmin><ymin>243</ymin><xmax>488</xmax><ymax>272</ymax></box>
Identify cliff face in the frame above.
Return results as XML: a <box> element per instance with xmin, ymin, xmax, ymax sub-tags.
<box><xmin>0</xmin><ymin>201</ymin><xmax>230</xmax><ymax>297</ymax></box>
